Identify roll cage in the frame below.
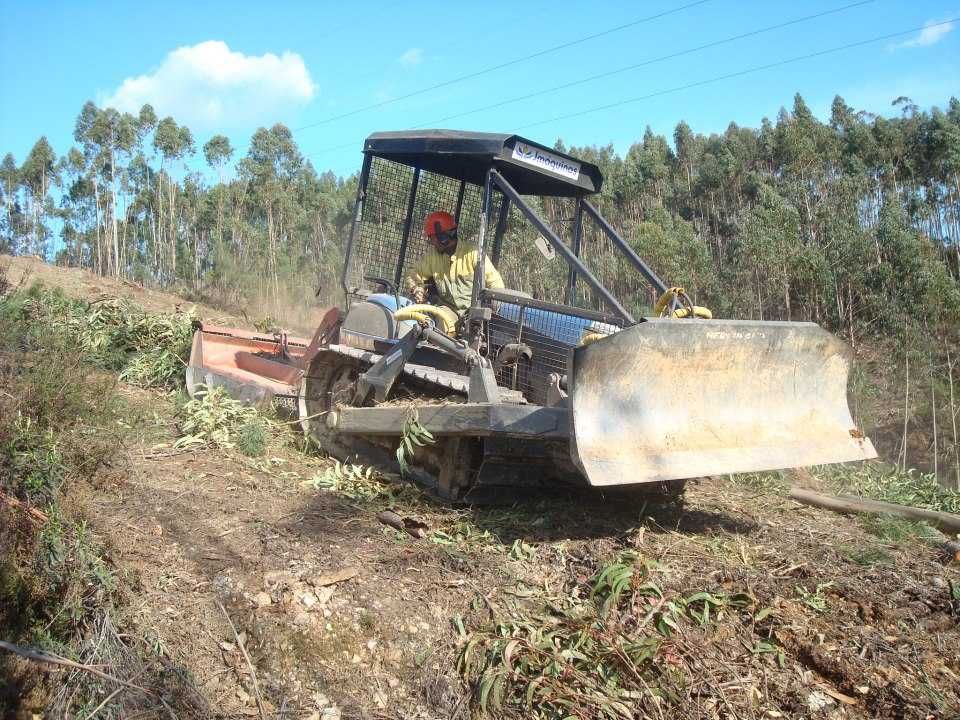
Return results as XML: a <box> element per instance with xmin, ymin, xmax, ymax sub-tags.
<box><xmin>339</xmin><ymin>129</ymin><xmax>672</xmax><ymax>399</ymax></box>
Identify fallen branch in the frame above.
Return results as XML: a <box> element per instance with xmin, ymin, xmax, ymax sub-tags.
<box><xmin>0</xmin><ymin>491</ymin><xmax>48</xmax><ymax>524</ymax></box>
<box><xmin>788</xmin><ymin>487</ymin><xmax>960</xmax><ymax>535</ymax></box>
<box><xmin>0</xmin><ymin>640</ymin><xmax>155</xmax><ymax>697</ymax></box>
<box><xmin>215</xmin><ymin>600</ymin><xmax>266</xmax><ymax>720</ymax></box>
<box><xmin>376</xmin><ymin>510</ymin><xmax>428</xmax><ymax>538</ymax></box>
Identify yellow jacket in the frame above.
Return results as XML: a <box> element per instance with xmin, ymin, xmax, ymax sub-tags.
<box><xmin>404</xmin><ymin>240</ymin><xmax>504</xmax><ymax>314</ymax></box>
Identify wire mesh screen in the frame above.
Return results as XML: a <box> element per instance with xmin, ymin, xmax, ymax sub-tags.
<box><xmin>484</xmin><ymin>291</ymin><xmax>622</xmax><ymax>404</ymax></box>
<box><xmin>490</xmin><ymin>197</ymin><xmax>659</xmax><ymax>318</ymax></box>
<box><xmin>403</xmin><ymin>170</ymin><xmax>502</xmax><ymax>289</ymax></box>
<box><xmin>344</xmin><ymin>157</ymin><xmax>414</xmax><ymax>292</ymax></box>
<box><xmin>345</xmin><ymin>156</ymin><xmax>658</xmax><ymax>324</ymax></box>
<box><xmin>492</xmin><ymin>197</ymin><xmax>573</xmax><ymax>304</ymax></box>
<box><xmin>344</xmin><ymin>156</ymin><xmax>502</xmax><ymax>294</ymax></box>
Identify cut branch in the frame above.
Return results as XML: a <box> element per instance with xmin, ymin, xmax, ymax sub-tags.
<box><xmin>788</xmin><ymin>487</ymin><xmax>960</xmax><ymax>535</ymax></box>
<box><xmin>0</xmin><ymin>491</ymin><xmax>49</xmax><ymax>524</ymax></box>
<box><xmin>0</xmin><ymin>640</ymin><xmax>155</xmax><ymax>697</ymax></box>
<box><xmin>215</xmin><ymin>600</ymin><xmax>266</xmax><ymax>720</ymax></box>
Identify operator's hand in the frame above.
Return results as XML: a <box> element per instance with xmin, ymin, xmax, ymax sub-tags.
<box><xmin>411</xmin><ymin>285</ymin><xmax>428</xmax><ymax>304</ymax></box>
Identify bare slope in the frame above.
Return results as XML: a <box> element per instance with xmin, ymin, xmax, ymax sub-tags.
<box><xmin>1</xmin><ymin>255</ymin><xmax>243</xmax><ymax>321</ymax></box>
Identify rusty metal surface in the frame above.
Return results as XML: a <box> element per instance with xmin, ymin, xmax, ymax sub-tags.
<box><xmin>185</xmin><ymin>326</ymin><xmax>308</xmax><ymax>403</ymax></box>
<box><xmin>196</xmin><ymin>324</ymin><xmax>311</xmax><ymax>347</ymax></box>
<box><xmin>568</xmin><ymin>319</ymin><xmax>877</xmax><ymax>486</ymax></box>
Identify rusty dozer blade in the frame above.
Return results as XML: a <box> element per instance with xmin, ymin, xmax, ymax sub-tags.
<box><xmin>568</xmin><ymin>319</ymin><xmax>877</xmax><ymax>486</ymax></box>
<box><xmin>186</xmin><ymin>324</ymin><xmax>310</xmax><ymax>406</ymax></box>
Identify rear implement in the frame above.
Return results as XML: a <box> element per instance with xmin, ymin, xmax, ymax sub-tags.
<box><xmin>186</xmin><ymin>324</ymin><xmax>308</xmax><ymax>406</ymax></box>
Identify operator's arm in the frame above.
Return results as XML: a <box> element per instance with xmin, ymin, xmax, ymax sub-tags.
<box><xmin>404</xmin><ymin>252</ymin><xmax>439</xmax><ymax>302</ymax></box>
<box><xmin>484</xmin><ymin>257</ymin><xmax>505</xmax><ymax>290</ymax></box>
<box><xmin>461</xmin><ymin>248</ymin><xmax>505</xmax><ymax>292</ymax></box>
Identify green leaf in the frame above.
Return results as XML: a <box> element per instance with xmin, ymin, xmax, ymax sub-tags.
<box><xmin>754</xmin><ymin>606</ymin><xmax>775</xmax><ymax>622</ymax></box>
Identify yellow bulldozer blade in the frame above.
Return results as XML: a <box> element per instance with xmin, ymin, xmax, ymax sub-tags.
<box><xmin>568</xmin><ymin>319</ymin><xmax>876</xmax><ymax>486</ymax></box>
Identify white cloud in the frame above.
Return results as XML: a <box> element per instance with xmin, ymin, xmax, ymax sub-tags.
<box><xmin>399</xmin><ymin>48</ymin><xmax>423</xmax><ymax>68</ymax></box>
<box><xmin>102</xmin><ymin>41</ymin><xmax>316</xmax><ymax>129</ymax></box>
<box><xmin>890</xmin><ymin>18</ymin><xmax>955</xmax><ymax>50</ymax></box>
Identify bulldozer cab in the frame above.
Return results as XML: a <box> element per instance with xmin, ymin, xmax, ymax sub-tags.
<box><xmin>342</xmin><ymin>130</ymin><xmax>669</xmax><ymax>402</ymax></box>
<box><xmin>343</xmin><ymin>130</ymin><xmax>661</xmax><ymax>320</ymax></box>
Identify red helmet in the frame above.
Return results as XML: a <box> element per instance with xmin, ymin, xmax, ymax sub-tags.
<box><xmin>424</xmin><ymin>211</ymin><xmax>456</xmax><ymax>238</ymax></box>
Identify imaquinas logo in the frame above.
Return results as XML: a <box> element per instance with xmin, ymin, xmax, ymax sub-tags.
<box><xmin>511</xmin><ymin>142</ymin><xmax>581</xmax><ymax>181</ymax></box>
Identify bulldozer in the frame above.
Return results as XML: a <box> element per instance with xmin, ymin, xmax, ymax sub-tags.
<box><xmin>187</xmin><ymin>129</ymin><xmax>876</xmax><ymax>501</ymax></box>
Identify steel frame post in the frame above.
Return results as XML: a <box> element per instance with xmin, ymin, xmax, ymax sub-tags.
<box><xmin>468</xmin><ymin>169</ymin><xmax>495</xmax><ymax>349</ymax></box>
<box><xmin>340</xmin><ymin>153</ymin><xmax>373</xmax><ymax>296</ymax></box>
<box><xmin>491</xmin><ymin>192</ymin><xmax>511</xmax><ymax>266</ymax></box>
<box><xmin>453</xmin><ymin>180</ymin><xmax>467</xmax><ymax>224</ymax></box>
<box><xmin>490</xmin><ymin>171</ymin><xmax>634</xmax><ymax>323</ymax></box>
<box><xmin>565</xmin><ymin>198</ymin><xmax>584</xmax><ymax>305</ymax></box>
<box><xmin>394</xmin><ymin>167</ymin><xmax>422</xmax><ymax>287</ymax></box>
<box><xmin>470</xmin><ymin>170</ymin><xmax>494</xmax><ymax>308</ymax></box>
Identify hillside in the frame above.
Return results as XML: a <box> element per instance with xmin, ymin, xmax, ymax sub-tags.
<box><xmin>1</xmin><ymin>257</ymin><xmax>958</xmax><ymax>720</ymax></box>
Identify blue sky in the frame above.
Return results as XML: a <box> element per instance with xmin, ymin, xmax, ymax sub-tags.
<box><xmin>1</xmin><ymin>0</ymin><xmax>958</xmax><ymax>180</ymax></box>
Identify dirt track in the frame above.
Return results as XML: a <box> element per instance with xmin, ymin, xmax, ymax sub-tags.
<box><xmin>4</xmin><ymin>255</ymin><xmax>959</xmax><ymax>719</ymax></box>
<box><xmin>86</xmin><ymin>420</ymin><xmax>960</xmax><ymax>719</ymax></box>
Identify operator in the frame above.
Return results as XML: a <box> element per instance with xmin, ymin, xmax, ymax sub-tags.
<box><xmin>404</xmin><ymin>210</ymin><xmax>505</xmax><ymax>315</ymax></box>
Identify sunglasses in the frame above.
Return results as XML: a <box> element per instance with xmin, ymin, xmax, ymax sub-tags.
<box><xmin>430</xmin><ymin>221</ymin><xmax>458</xmax><ymax>249</ymax></box>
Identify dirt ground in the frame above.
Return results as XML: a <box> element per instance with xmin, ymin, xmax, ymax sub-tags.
<box><xmin>3</xmin><ymin>256</ymin><xmax>959</xmax><ymax>719</ymax></box>
<box><xmin>82</xmin><ymin>429</ymin><xmax>960</xmax><ymax>719</ymax></box>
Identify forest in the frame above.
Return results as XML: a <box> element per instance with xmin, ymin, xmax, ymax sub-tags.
<box><xmin>2</xmin><ymin>93</ymin><xmax>959</xmax><ymax>483</ymax></box>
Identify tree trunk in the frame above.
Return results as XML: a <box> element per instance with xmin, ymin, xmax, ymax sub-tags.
<box><xmin>110</xmin><ymin>148</ymin><xmax>119</xmax><ymax>277</ymax></box>
<box><xmin>157</xmin><ymin>165</ymin><xmax>164</xmax><ymax>280</ymax></box>
<box><xmin>789</xmin><ymin>487</ymin><xmax>960</xmax><ymax>535</ymax></box>
<box><xmin>931</xmin><ymin>356</ymin><xmax>938</xmax><ymax>479</ymax></box>
<box><xmin>901</xmin><ymin>353</ymin><xmax>910</xmax><ymax>472</ymax></box>
<box><xmin>93</xmin><ymin>175</ymin><xmax>103</xmax><ymax>276</ymax></box>
<box><xmin>948</xmin><ymin>348</ymin><xmax>960</xmax><ymax>491</ymax></box>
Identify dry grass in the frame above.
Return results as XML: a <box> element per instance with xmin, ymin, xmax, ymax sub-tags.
<box><xmin>0</xmin><ymin>284</ymin><xmax>209</xmax><ymax>718</ymax></box>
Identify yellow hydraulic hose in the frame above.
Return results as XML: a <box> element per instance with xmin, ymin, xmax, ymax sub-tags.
<box><xmin>394</xmin><ymin>304</ymin><xmax>459</xmax><ymax>336</ymax></box>
<box><xmin>653</xmin><ymin>287</ymin><xmax>713</xmax><ymax>319</ymax></box>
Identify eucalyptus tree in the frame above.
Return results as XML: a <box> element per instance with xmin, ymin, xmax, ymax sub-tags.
<box><xmin>0</xmin><ymin>153</ymin><xmax>18</xmax><ymax>251</ymax></box>
<box><xmin>203</xmin><ymin>134</ymin><xmax>233</xmax><ymax>247</ymax></box>
<box><xmin>238</xmin><ymin>123</ymin><xmax>304</xmax><ymax>298</ymax></box>
<box><xmin>73</xmin><ymin>101</ymin><xmax>137</xmax><ymax>275</ymax></box>
<box><xmin>153</xmin><ymin>116</ymin><xmax>194</xmax><ymax>279</ymax></box>
<box><xmin>19</xmin><ymin>137</ymin><xmax>58</xmax><ymax>257</ymax></box>
<box><xmin>57</xmin><ymin>146</ymin><xmax>95</xmax><ymax>267</ymax></box>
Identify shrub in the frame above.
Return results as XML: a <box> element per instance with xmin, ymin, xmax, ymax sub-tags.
<box><xmin>237</xmin><ymin>417</ymin><xmax>268</xmax><ymax>457</ymax></box>
<box><xmin>175</xmin><ymin>385</ymin><xmax>272</xmax><ymax>451</ymax></box>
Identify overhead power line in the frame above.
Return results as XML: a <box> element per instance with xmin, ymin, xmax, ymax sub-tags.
<box><xmin>292</xmin><ymin>0</ymin><xmax>713</xmax><ymax>133</ymax></box>
<box><xmin>412</xmin><ymin>0</ymin><xmax>874</xmax><ymax>129</ymax></box>
<box><xmin>304</xmin><ymin>18</ymin><xmax>960</xmax><ymax>169</ymax></box>
<box><xmin>305</xmin><ymin>17</ymin><xmax>956</xmax><ymax>175</ymax></box>
<box><xmin>516</xmin><ymin>18</ymin><xmax>958</xmax><ymax>131</ymax></box>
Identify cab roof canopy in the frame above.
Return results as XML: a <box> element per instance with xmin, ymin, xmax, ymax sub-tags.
<box><xmin>363</xmin><ymin>129</ymin><xmax>603</xmax><ymax>197</ymax></box>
